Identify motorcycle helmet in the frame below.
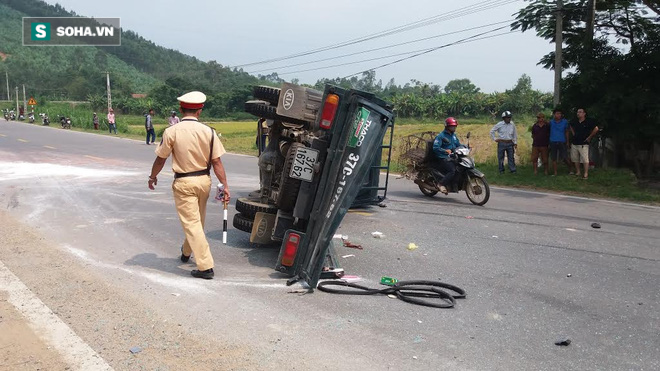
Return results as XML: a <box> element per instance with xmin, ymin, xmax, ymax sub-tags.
<box><xmin>502</xmin><ymin>111</ymin><xmax>512</xmax><ymax>118</ymax></box>
<box><xmin>445</xmin><ymin>117</ymin><xmax>458</xmax><ymax>127</ymax></box>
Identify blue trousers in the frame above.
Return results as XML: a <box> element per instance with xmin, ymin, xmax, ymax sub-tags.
<box><xmin>146</xmin><ymin>128</ymin><xmax>155</xmax><ymax>144</ymax></box>
<box><xmin>497</xmin><ymin>142</ymin><xmax>516</xmax><ymax>173</ymax></box>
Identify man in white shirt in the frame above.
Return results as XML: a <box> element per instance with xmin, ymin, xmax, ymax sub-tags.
<box><xmin>490</xmin><ymin>111</ymin><xmax>518</xmax><ymax>174</ymax></box>
<box><xmin>168</xmin><ymin>111</ymin><xmax>180</xmax><ymax>126</ymax></box>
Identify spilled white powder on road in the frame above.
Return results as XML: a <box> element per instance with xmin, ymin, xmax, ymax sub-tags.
<box><xmin>0</xmin><ymin>161</ymin><xmax>137</xmax><ymax>181</ymax></box>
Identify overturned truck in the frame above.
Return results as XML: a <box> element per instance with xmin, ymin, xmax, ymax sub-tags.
<box><xmin>233</xmin><ymin>83</ymin><xmax>394</xmax><ymax>288</ymax></box>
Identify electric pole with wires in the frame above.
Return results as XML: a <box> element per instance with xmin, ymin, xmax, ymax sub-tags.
<box><xmin>554</xmin><ymin>0</ymin><xmax>563</xmax><ymax>106</ymax></box>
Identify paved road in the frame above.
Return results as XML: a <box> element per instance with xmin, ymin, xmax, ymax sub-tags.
<box><xmin>1</xmin><ymin>120</ymin><xmax>658</xmax><ymax>370</ymax></box>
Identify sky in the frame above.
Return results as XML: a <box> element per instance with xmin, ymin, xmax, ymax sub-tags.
<box><xmin>44</xmin><ymin>0</ymin><xmax>556</xmax><ymax>93</ymax></box>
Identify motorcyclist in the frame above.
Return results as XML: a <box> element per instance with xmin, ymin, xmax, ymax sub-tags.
<box><xmin>431</xmin><ymin>117</ymin><xmax>462</xmax><ymax>194</ymax></box>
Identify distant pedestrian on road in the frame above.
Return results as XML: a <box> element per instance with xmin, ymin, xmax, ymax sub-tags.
<box><xmin>570</xmin><ymin>108</ymin><xmax>599</xmax><ymax>180</ymax></box>
<box><xmin>531</xmin><ymin>113</ymin><xmax>550</xmax><ymax>175</ymax></box>
<box><xmin>168</xmin><ymin>110</ymin><xmax>180</xmax><ymax>126</ymax></box>
<box><xmin>145</xmin><ymin>108</ymin><xmax>156</xmax><ymax>145</ymax></box>
<box><xmin>93</xmin><ymin>112</ymin><xmax>99</xmax><ymax>130</ymax></box>
<box><xmin>148</xmin><ymin>91</ymin><xmax>230</xmax><ymax>280</ymax></box>
<box><xmin>549</xmin><ymin>108</ymin><xmax>570</xmax><ymax>176</ymax></box>
<box><xmin>107</xmin><ymin>108</ymin><xmax>117</xmax><ymax>134</ymax></box>
<box><xmin>490</xmin><ymin>111</ymin><xmax>518</xmax><ymax>174</ymax></box>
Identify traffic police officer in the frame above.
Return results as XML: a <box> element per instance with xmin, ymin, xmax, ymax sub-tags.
<box><xmin>148</xmin><ymin>91</ymin><xmax>230</xmax><ymax>279</ymax></box>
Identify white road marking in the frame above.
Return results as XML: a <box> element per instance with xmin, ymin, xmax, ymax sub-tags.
<box><xmin>0</xmin><ymin>260</ymin><xmax>113</xmax><ymax>371</ymax></box>
<box><xmin>44</xmin><ymin>145</ymin><xmax>57</xmax><ymax>150</ymax></box>
<box><xmin>17</xmin><ymin>138</ymin><xmax>28</xmax><ymax>142</ymax></box>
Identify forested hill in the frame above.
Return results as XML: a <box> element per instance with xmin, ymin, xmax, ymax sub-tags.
<box><xmin>0</xmin><ymin>0</ymin><xmax>261</xmax><ymax>116</ymax></box>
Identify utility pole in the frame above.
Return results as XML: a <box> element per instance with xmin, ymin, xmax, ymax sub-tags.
<box><xmin>106</xmin><ymin>72</ymin><xmax>112</xmax><ymax>112</ymax></box>
<box><xmin>584</xmin><ymin>0</ymin><xmax>597</xmax><ymax>62</ymax></box>
<box><xmin>553</xmin><ymin>0</ymin><xmax>563</xmax><ymax>107</ymax></box>
<box><xmin>5</xmin><ymin>71</ymin><xmax>9</xmax><ymax>101</ymax></box>
<box><xmin>22</xmin><ymin>84</ymin><xmax>27</xmax><ymax>114</ymax></box>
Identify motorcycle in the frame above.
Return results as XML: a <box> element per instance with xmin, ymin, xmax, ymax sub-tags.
<box><xmin>412</xmin><ymin>132</ymin><xmax>490</xmax><ymax>206</ymax></box>
<box><xmin>9</xmin><ymin>111</ymin><xmax>15</xmax><ymax>120</ymax></box>
<box><xmin>28</xmin><ymin>112</ymin><xmax>35</xmax><ymax>123</ymax></box>
<box><xmin>40</xmin><ymin>113</ymin><xmax>50</xmax><ymax>126</ymax></box>
<box><xmin>60</xmin><ymin>116</ymin><xmax>71</xmax><ymax>129</ymax></box>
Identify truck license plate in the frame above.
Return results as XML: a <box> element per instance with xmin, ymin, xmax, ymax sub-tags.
<box><xmin>290</xmin><ymin>147</ymin><xmax>319</xmax><ymax>182</ymax></box>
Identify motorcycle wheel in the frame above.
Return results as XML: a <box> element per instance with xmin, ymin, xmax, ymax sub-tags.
<box><xmin>465</xmin><ymin>176</ymin><xmax>490</xmax><ymax>206</ymax></box>
<box><xmin>418</xmin><ymin>183</ymin><xmax>438</xmax><ymax>197</ymax></box>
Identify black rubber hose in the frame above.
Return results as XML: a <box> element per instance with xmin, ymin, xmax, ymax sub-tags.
<box><xmin>316</xmin><ymin>280</ymin><xmax>466</xmax><ymax>309</ymax></box>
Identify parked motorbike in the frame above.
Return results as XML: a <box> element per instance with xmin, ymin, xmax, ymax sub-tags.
<box><xmin>413</xmin><ymin>132</ymin><xmax>490</xmax><ymax>206</ymax></box>
<box><xmin>40</xmin><ymin>113</ymin><xmax>50</xmax><ymax>126</ymax></box>
<box><xmin>60</xmin><ymin>116</ymin><xmax>71</xmax><ymax>129</ymax></box>
<box><xmin>9</xmin><ymin>111</ymin><xmax>15</xmax><ymax>120</ymax></box>
<box><xmin>28</xmin><ymin>112</ymin><xmax>35</xmax><ymax>123</ymax></box>
<box><xmin>18</xmin><ymin>113</ymin><xmax>25</xmax><ymax>121</ymax></box>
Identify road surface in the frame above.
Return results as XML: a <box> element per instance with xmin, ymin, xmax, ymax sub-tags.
<box><xmin>1</xmin><ymin>120</ymin><xmax>658</xmax><ymax>370</ymax></box>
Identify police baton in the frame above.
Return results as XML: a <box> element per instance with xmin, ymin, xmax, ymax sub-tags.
<box><xmin>216</xmin><ymin>184</ymin><xmax>228</xmax><ymax>244</ymax></box>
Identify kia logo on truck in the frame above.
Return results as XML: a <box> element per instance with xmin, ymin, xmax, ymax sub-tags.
<box><xmin>282</xmin><ymin>89</ymin><xmax>294</xmax><ymax>110</ymax></box>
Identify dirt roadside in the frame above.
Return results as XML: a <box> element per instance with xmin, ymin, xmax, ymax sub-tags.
<box><xmin>0</xmin><ymin>210</ymin><xmax>260</xmax><ymax>371</ymax></box>
<box><xmin>0</xmin><ymin>292</ymin><xmax>69</xmax><ymax>370</ymax></box>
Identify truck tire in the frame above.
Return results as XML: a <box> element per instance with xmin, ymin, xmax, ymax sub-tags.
<box><xmin>233</xmin><ymin>213</ymin><xmax>254</xmax><ymax>233</ymax></box>
<box><xmin>276</xmin><ymin>142</ymin><xmax>304</xmax><ymax>212</ymax></box>
<box><xmin>244</xmin><ymin>100</ymin><xmax>310</xmax><ymax>126</ymax></box>
<box><xmin>235</xmin><ymin>197</ymin><xmax>278</xmax><ymax>219</ymax></box>
<box><xmin>253</xmin><ymin>86</ymin><xmax>281</xmax><ymax>106</ymax></box>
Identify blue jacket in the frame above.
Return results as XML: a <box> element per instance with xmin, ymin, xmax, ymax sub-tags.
<box><xmin>433</xmin><ymin>130</ymin><xmax>461</xmax><ymax>160</ymax></box>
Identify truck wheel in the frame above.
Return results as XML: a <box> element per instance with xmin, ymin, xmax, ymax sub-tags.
<box><xmin>233</xmin><ymin>213</ymin><xmax>254</xmax><ymax>233</ymax></box>
<box><xmin>276</xmin><ymin>142</ymin><xmax>304</xmax><ymax>212</ymax></box>
<box><xmin>235</xmin><ymin>197</ymin><xmax>278</xmax><ymax>219</ymax></box>
<box><xmin>253</xmin><ymin>86</ymin><xmax>281</xmax><ymax>106</ymax></box>
<box><xmin>244</xmin><ymin>100</ymin><xmax>309</xmax><ymax>126</ymax></box>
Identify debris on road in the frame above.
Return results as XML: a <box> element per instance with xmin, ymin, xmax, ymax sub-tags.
<box><xmin>129</xmin><ymin>346</ymin><xmax>142</xmax><ymax>354</ymax></box>
<box><xmin>554</xmin><ymin>338</ymin><xmax>571</xmax><ymax>346</ymax></box>
<box><xmin>371</xmin><ymin>231</ymin><xmax>384</xmax><ymax>238</ymax></box>
<box><xmin>567</xmin><ymin>274</ymin><xmax>572</xmax><ymax>277</ymax></box>
<box><xmin>343</xmin><ymin>240</ymin><xmax>363</xmax><ymax>249</ymax></box>
<box><xmin>388</xmin><ymin>294</ymin><xmax>397</xmax><ymax>299</ymax></box>
<box><xmin>171</xmin><ymin>293</ymin><xmax>180</xmax><ymax>297</ymax></box>
<box><xmin>466</xmin><ymin>216</ymin><xmax>474</xmax><ymax>219</ymax></box>
<box><xmin>333</xmin><ymin>234</ymin><xmax>348</xmax><ymax>240</ymax></box>
<box><xmin>342</xmin><ymin>254</ymin><xmax>355</xmax><ymax>258</ymax></box>
<box><xmin>407</xmin><ymin>243</ymin><xmax>418</xmax><ymax>250</ymax></box>
<box><xmin>565</xmin><ymin>228</ymin><xmax>577</xmax><ymax>232</ymax></box>
<box><xmin>492</xmin><ymin>235</ymin><xmax>498</xmax><ymax>238</ymax></box>
<box><xmin>591</xmin><ymin>222</ymin><xmax>601</xmax><ymax>229</ymax></box>
<box><xmin>378</xmin><ymin>203</ymin><xmax>387</xmax><ymax>208</ymax></box>
<box><xmin>380</xmin><ymin>276</ymin><xmax>398</xmax><ymax>285</ymax></box>
<box><xmin>341</xmin><ymin>275</ymin><xmax>361</xmax><ymax>283</ymax></box>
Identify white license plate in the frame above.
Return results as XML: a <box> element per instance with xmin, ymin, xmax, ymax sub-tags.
<box><xmin>290</xmin><ymin>147</ymin><xmax>319</xmax><ymax>182</ymax></box>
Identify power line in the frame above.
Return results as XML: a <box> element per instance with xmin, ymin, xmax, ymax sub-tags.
<box><xmin>342</xmin><ymin>30</ymin><xmax>515</xmax><ymax>79</ymax></box>
<box><xmin>274</xmin><ymin>27</ymin><xmax>513</xmax><ymax>77</ymax></box>
<box><xmin>248</xmin><ymin>20</ymin><xmax>514</xmax><ymax>74</ymax></box>
<box><xmin>230</xmin><ymin>0</ymin><xmax>521</xmax><ymax>68</ymax></box>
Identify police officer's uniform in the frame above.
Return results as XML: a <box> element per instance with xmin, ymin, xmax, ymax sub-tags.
<box><xmin>154</xmin><ymin>91</ymin><xmax>225</xmax><ymax>273</ymax></box>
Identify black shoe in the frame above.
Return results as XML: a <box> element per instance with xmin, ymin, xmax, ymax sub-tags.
<box><xmin>180</xmin><ymin>254</ymin><xmax>190</xmax><ymax>263</ymax></box>
<box><xmin>191</xmin><ymin>268</ymin><xmax>214</xmax><ymax>279</ymax></box>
